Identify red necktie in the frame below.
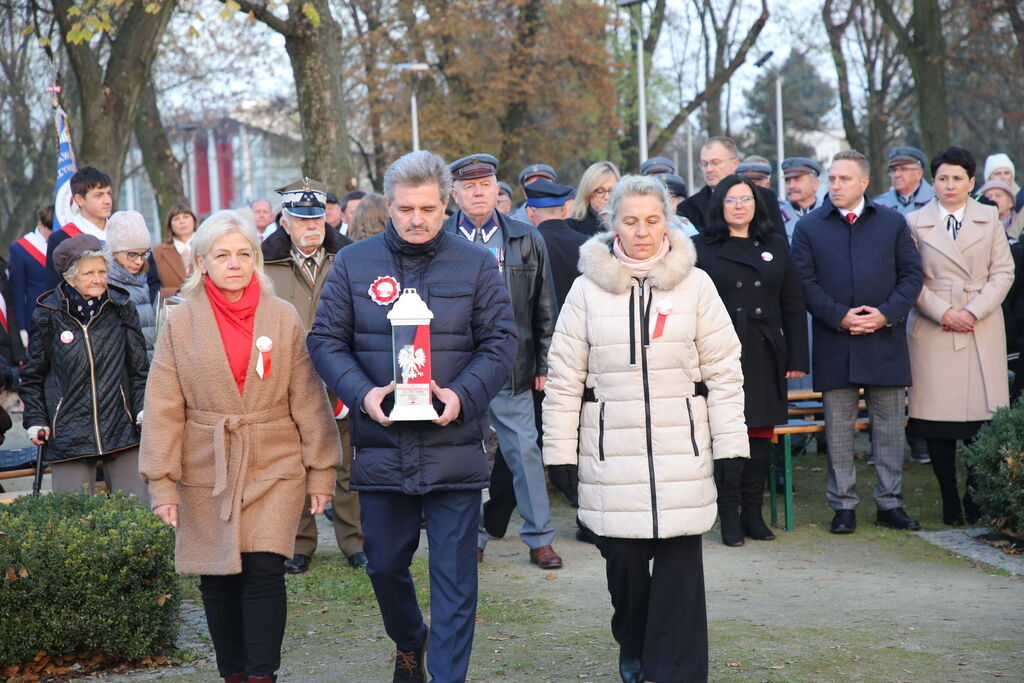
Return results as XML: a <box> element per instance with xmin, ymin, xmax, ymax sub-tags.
<box><xmin>846</xmin><ymin>212</ymin><xmax>856</xmax><ymax>225</ymax></box>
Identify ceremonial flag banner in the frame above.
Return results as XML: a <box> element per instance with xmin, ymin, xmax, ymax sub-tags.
<box><xmin>53</xmin><ymin>105</ymin><xmax>78</xmax><ymax>231</ymax></box>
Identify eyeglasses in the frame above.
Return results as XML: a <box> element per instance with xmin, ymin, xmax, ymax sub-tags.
<box><xmin>592</xmin><ymin>187</ymin><xmax>612</xmax><ymax>198</ymax></box>
<box><xmin>723</xmin><ymin>196</ymin><xmax>754</xmax><ymax>205</ymax></box>
<box><xmin>700</xmin><ymin>158</ymin><xmax>735</xmax><ymax>169</ymax></box>
<box><xmin>122</xmin><ymin>250</ymin><xmax>152</xmax><ymax>262</ymax></box>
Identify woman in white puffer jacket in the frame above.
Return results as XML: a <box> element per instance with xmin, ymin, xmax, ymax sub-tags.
<box><xmin>543</xmin><ymin>175</ymin><xmax>748</xmax><ymax>683</ymax></box>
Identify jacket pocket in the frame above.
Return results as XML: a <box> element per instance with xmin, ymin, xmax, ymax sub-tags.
<box><xmin>686</xmin><ymin>398</ymin><xmax>700</xmax><ymax>458</ymax></box>
<box><xmin>598</xmin><ymin>402</ymin><xmax>606</xmax><ymax>461</ymax></box>
<box><xmin>253</xmin><ymin>423</ymin><xmax>306</xmax><ymax>481</ymax></box>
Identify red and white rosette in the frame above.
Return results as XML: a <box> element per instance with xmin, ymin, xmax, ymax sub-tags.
<box><xmin>333</xmin><ymin>399</ymin><xmax>349</xmax><ymax>419</ymax></box>
<box><xmin>369</xmin><ymin>276</ymin><xmax>401</xmax><ymax>306</ymax></box>
<box><xmin>255</xmin><ymin>336</ymin><xmax>273</xmax><ymax>379</ymax></box>
<box><xmin>652</xmin><ymin>300</ymin><xmax>672</xmax><ymax>340</ymax></box>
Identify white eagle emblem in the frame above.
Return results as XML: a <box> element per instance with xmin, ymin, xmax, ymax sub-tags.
<box><xmin>398</xmin><ymin>344</ymin><xmax>427</xmax><ymax>382</ymax></box>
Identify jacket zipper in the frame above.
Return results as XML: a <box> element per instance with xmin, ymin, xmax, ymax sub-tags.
<box><xmin>78</xmin><ymin>301</ymin><xmax>112</xmax><ymax>454</ymax></box>
<box><xmin>119</xmin><ymin>385</ymin><xmax>134</xmax><ymax>422</ymax></box>
<box><xmin>50</xmin><ymin>397</ymin><xmax>64</xmax><ymax>440</ymax></box>
<box><xmin>598</xmin><ymin>402</ymin><xmax>606</xmax><ymax>461</ymax></box>
<box><xmin>638</xmin><ymin>279</ymin><xmax>659</xmax><ymax>539</ymax></box>
<box><xmin>686</xmin><ymin>398</ymin><xmax>700</xmax><ymax>458</ymax></box>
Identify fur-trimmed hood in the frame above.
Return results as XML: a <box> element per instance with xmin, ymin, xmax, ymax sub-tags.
<box><xmin>578</xmin><ymin>226</ymin><xmax>697</xmax><ymax>294</ymax></box>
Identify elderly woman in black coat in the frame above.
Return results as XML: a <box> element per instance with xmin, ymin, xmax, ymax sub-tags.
<box><xmin>694</xmin><ymin>174</ymin><xmax>809</xmax><ymax>546</ymax></box>
<box><xmin>20</xmin><ymin>234</ymin><xmax>150</xmax><ymax>501</ymax></box>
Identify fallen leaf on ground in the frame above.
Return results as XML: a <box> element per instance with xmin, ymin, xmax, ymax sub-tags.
<box><xmin>545</xmin><ymin>574</ymin><xmax>558</xmax><ymax>580</ymax></box>
<box><xmin>727</xmin><ymin>661</ymin><xmax>741</xmax><ymax>667</ymax></box>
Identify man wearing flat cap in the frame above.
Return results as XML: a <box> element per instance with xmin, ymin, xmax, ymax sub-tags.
<box><xmin>444</xmin><ymin>153</ymin><xmax>563</xmax><ymax>570</ymax></box>
<box><xmin>262</xmin><ymin>178</ymin><xmax>364</xmax><ymax>575</ymax></box>
<box><xmin>738</xmin><ymin>155</ymin><xmax>773</xmax><ymax>189</ymax></box>
<box><xmin>873</xmin><ymin>146</ymin><xmax>935</xmax><ymax>215</ymax></box>
<box><xmin>509</xmin><ymin>163</ymin><xmax>558</xmax><ymax>223</ymax></box>
<box><xmin>497</xmin><ymin>181</ymin><xmax>514</xmax><ymax>215</ymax></box>
<box><xmin>640</xmin><ymin>156</ymin><xmax>676</xmax><ymax>176</ymax></box>
<box><xmin>779</xmin><ymin>157</ymin><xmax>825</xmax><ymax>242</ymax></box>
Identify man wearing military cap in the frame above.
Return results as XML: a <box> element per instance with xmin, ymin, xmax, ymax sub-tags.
<box><xmin>444</xmin><ymin>153</ymin><xmax>563</xmax><ymax>570</ymax></box>
<box><xmin>640</xmin><ymin>155</ymin><xmax>676</xmax><ymax>176</ymax></box>
<box><xmin>509</xmin><ymin>162</ymin><xmax>558</xmax><ymax>223</ymax></box>
<box><xmin>779</xmin><ymin>156</ymin><xmax>825</xmax><ymax>241</ymax></box>
<box><xmin>873</xmin><ymin>146</ymin><xmax>935</xmax><ymax>214</ymax></box>
<box><xmin>738</xmin><ymin>155</ymin><xmax>773</xmax><ymax>189</ymax></box>
<box><xmin>497</xmin><ymin>181</ymin><xmax>514</xmax><ymax>215</ymax></box>
<box><xmin>261</xmin><ymin>177</ymin><xmax>365</xmax><ymax>575</ymax></box>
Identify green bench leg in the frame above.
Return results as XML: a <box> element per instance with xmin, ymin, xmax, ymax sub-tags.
<box><xmin>784</xmin><ymin>434</ymin><xmax>794</xmax><ymax>531</ymax></box>
<box><xmin>769</xmin><ymin>442</ymin><xmax>778</xmax><ymax>527</ymax></box>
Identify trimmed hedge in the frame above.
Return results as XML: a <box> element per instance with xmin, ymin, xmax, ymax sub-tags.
<box><xmin>0</xmin><ymin>490</ymin><xmax>180</xmax><ymax>668</ymax></box>
<box><xmin>964</xmin><ymin>403</ymin><xmax>1024</xmax><ymax>537</ymax></box>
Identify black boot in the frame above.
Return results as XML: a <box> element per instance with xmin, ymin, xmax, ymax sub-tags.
<box><xmin>715</xmin><ymin>458</ymin><xmax>744</xmax><ymax>547</ymax></box>
<box><xmin>928</xmin><ymin>440</ymin><xmax>964</xmax><ymax>526</ymax></box>
<box><xmin>740</xmin><ymin>450</ymin><xmax>776</xmax><ymax>541</ymax></box>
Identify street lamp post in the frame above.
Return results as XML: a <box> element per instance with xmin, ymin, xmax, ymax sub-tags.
<box><xmin>396</xmin><ymin>63</ymin><xmax>430</xmax><ymax>152</ymax></box>
<box><xmin>754</xmin><ymin>51</ymin><xmax>785</xmax><ymax>198</ymax></box>
<box><xmin>618</xmin><ymin>0</ymin><xmax>650</xmax><ymax>164</ymax></box>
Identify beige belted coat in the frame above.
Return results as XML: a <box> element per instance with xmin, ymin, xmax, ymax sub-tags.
<box><xmin>139</xmin><ymin>287</ymin><xmax>339</xmax><ymax>575</ymax></box>
<box><xmin>906</xmin><ymin>198</ymin><xmax>1014</xmax><ymax>422</ymax></box>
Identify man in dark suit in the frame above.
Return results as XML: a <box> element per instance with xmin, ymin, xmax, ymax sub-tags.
<box><xmin>678</xmin><ymin>136</ymin><xmax>787</xmax><ymax>239</ymax></box>
<box><xmin>791</xmin><ymin>149</ymin><xmax>924</xmax><ymax>535</ymax></box>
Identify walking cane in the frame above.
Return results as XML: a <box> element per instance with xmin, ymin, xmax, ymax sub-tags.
<box><xmin>31</xmin><ymin>429</ymin><xmax>47</xmax><ymax>497</ymax></box>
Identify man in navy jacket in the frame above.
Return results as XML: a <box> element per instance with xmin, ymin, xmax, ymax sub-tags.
<box><xmin>308</xmin><ymin>150</ymin><xmax>517</xmax><ymax>683</ymax></box>
<box><xmin>791</xmin><ymin>149</ymin><xmax>924</xmax><ymax>536</ymax></box>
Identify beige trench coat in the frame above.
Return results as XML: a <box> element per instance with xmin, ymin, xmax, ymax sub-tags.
<box><xmin>139</xmin><ymin>287</ymin><xmax>340</xmax><ymax>575</ymax></box>
<box><xmin>906</xmin><ymin>198</ymin><xmax>1014</xmax><ymax>422</ymax></box>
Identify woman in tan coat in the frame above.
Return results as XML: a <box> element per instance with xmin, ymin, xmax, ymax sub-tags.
<box><xmin>151</xmin><ymin>202</ymin><xmax>196</xmax><ymax>300</ymax></box>
<box><xmin>139</xmin><ymin>210</ymin><xmax>339</xmax><ymax>683</ymax></box>
<box><xmin>906</xmin><ymin>147</ymin><xmax>1014</xmax><ymax>526</ymax></box>
<box><xmin>544</xmin><ymin>175</ymin><xmax>748</xmax><ymax>683</ymax></box>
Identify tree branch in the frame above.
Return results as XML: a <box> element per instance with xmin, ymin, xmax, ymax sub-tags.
<box><xmin>227</xmin><ymin>0</ymin><xmax>292</xmax><ymax>36</ymax></box>
<box><xmin>870</xmin><ymin>0</ymin><xmax>912</xmax><ymax>55</ymax></box>
<box><xmin>650</xmin><ymin>0</ymin><xmax>769</xmax><ymax>153</ymax></box>
<box><xmin>51</xmin><ymin>0</ymin><xmax>102</xmax><ymax>100</ymax></box>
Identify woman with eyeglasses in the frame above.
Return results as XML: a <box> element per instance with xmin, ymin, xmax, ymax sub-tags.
<box><xmin>20</xmin><ymin>233</ymin><xmax>150</xmax><ymax>500</ymax></box>
<box><xmin>568</xmin><ymin>161</ymin><xmax>621</xmax><ymax>236</ymax></box>
<box><xmin>693</xmin><ymin>174</ymin><xmax>808</xmax><ymax>547</ymax></box>
<box><xmin>105</xmin><ymin>211</ymin><xmax>158</xmax><ymax>359</ymax></box>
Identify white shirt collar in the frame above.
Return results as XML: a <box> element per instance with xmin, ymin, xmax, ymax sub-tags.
<box><xmin>73</xmin><ymin>214</ymin><xmax>106</xmax><ymax>237</ymax></box>
<box><xmin>842</xmin><ymin>198</ymin><xmax>866</xmax><ymax>221</ymax></box>
<box><xmin>172</xmin><ymin>237</ymin><xmax>192</xmax><ymax>254</ymax></box>
<box><xmin>939</xmin><ymin>203</ymin><xmax>967</xmax><ymax>224</ymax></box>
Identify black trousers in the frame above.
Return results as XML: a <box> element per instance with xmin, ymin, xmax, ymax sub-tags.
<box><xmin>199</xmin><ymin>552</ymin><xmax>287</xmax><ymax>677</ymax></box>
<box><xmin>595</xmin><ymin>534</ymin><xmax>708</xmax><ymax>682</ymax></box>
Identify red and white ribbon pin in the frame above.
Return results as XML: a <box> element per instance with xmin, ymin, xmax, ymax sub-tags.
<box><xmin>255</xmin><ymin>336</ymin><xmax>273</xmax><ymax>379</ymax></box>
<box><xmin>652</xmin><ymin>300</ymin><xmax>673</xmax><ymax>340</ymax></box>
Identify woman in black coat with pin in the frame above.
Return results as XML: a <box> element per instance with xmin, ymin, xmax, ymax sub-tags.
<box><xmin>694</xmin><ymin>174</ymin><xmax>809</xmax><ymax>547</ymax></box>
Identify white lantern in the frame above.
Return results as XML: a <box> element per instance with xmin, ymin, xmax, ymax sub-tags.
<box><xmin>387</xmin><ymin>288</ymin><xmax>440</xmax><ymax>421</ymax></box>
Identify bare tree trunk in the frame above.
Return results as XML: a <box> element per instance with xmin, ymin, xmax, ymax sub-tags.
<box><xmin>872</xmin><ymin>0</ymin><xmax>950</xmax><ymax>153</ymax></box>
<box><xmin>232</xmin><ymin>0</ymin><xmax>358</xmax><ymax>193</ymax></box>
<box><xmin>52</xmin><ymin>0</ymin><xmax>176</xmax><ymax>194</ymax></box>
<box><xmin>134</xmin><ymin>81</ymin><xmax>186</xmax><ymax>233</ymax></box>
<box><xmin>498</xmin><ymin>0</ymin><xmax>543</xmax><ymax>171</ymax></box>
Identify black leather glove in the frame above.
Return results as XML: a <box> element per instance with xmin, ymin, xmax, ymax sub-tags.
<box><xmin>547</xmin><ymin>464</ymin><xmax>580</xmax><ymax>508</ymax></box>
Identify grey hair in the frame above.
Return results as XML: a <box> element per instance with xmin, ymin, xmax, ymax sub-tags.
<box><xmin>179</xmin><ymin>209</ymin><xmax>274</xmax><ymax>299</ymax></box>
<box><xmin>62</xmin><ymin>249</ymin><xmax>110</xmax><ymax>280</ymax></box>
<box><xmin>383</xmin><ymin>150</ymin><xmax>452</xmax><ymax>203</ymax></box>
<box><xmin>604</xmin><ymin>174</ymin><xmax>673</xmax><ymax>228</ymax></box>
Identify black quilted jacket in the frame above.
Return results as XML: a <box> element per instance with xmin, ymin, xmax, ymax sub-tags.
<box><xmin>20</xmin><ymin>283</ymin><xmax>149</xmax><ymax>463</ymax></box>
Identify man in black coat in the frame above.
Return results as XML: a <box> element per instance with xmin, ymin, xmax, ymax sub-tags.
<box><xmin>678</xmin><ymin>136</ymin><xmax>788</xmax><ymax>240</ymax></box>
<box><xmin>791</xmin><ymin>149</ymin><xmax>924</xmax><ymax>536</ymax></box>
<box><xmin>442</xmin><ymin>153</ymin><xmax>563</xmax><ymax>570</ymax></box>
<box><xmin>307</xmin><ymin>151</ymin><xmax>517</xmax><ymax>682</ymax></box>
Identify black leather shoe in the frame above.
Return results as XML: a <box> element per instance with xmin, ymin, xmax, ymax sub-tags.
<box><xmin>876</xmin><ymin>507</ymin><xmax>921</xmax><ymax>531</ymax></box>
<box><xmin>830</xmin><ymin>509</ymin><xmax>856</xmax><ymax>534</ymax></box>
<box><xmin>392</xmin><ymin>629</ymin><xmax>427</xmax><ymax>682</ymax></box>
<box><xmin>347</xmin><ymin>552</ymin><xmax>369</xmax><ymax>570</ymax></box>
<box><xmin>618</xmin><ymin>654</ymin><xmax>643</xmax><ymax>683</ymax></box>
<box><xmin>284</xmin><ymin>554</ymin><xmax>311</xmax><ymax>574</ymax></box>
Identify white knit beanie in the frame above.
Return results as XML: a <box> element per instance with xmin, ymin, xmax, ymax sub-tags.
<box><xmin>984</xmin><ymin>153</ymin><xmax>1015</xmax><ymax>182</ymax></box>
<box><xmin>106</xmin><ymin>211</ymin><xmax>152</xmax><ymax>253</ymax></box>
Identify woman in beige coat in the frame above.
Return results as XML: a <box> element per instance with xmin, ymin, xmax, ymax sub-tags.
<box><xmin>544</xmin><ymin>175</ymin><xmax>748</xmax><ymax>683</ymax></box>
<box><xmin>906</xmin><ymin>147</ymin><xmax>1014</xmax><ymax>526</ymax></box>
<box><xmin>139</xmin><ymin>210</ymin><xmax>339</xmax><ymax>683</ymax></box>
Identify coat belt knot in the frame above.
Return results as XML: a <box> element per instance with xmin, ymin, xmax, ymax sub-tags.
<box><xmin>187</xmin><ymin>405</ymin><xmax>292</xmax><ymax>521</ymax></box>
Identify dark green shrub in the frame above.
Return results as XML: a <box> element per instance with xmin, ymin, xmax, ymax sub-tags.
<box><xmin>0</xmin><ymin>490</ymin><xmax>180</xmax><ymax>668</ymax></box>
<box><xmin>964</xmin><ymin>404</ymin><xmax>1024</xmax><ymax>537</ymax></box>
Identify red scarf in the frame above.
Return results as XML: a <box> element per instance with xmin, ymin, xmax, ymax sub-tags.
<box><xmin>205</xmin><ymin>277</ymin><xmax>260</xmax><ymax>394</ymax></box>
